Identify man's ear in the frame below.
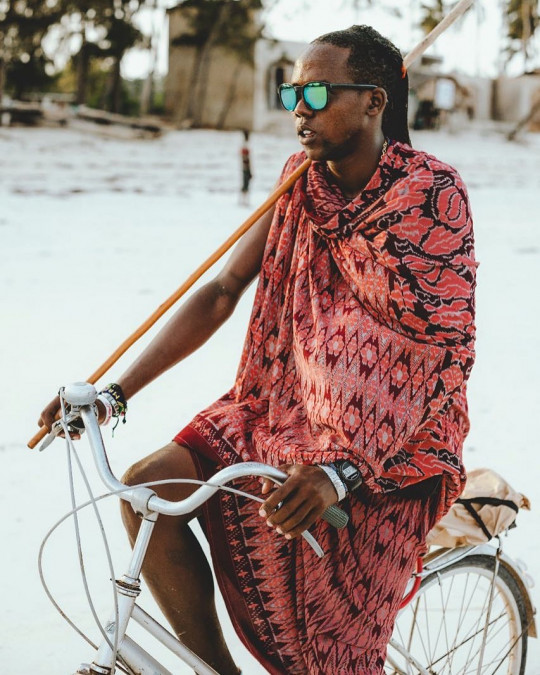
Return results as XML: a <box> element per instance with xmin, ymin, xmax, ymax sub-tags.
<box><xmin>367</xmin><ymin>87</ymin><xmax>387</xmax><ymax>116</ymax></box>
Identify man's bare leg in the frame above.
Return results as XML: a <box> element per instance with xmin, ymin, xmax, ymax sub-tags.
<box><xmin>121</xmin><ymin>442</ymin><xmax>240</xmax><ymax>675</ymax></box>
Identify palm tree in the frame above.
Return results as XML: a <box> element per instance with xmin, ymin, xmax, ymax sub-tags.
<box><xmin>419</xmin><ymin>0</ymin><xmax>475</xmax><ymax>35</ymax></box>
<box><xmin>0</xmin><ymin>0</ymin><xmax>63</xmax><ymax>101</ymax></box>
<box><xmin>173</xmin><ymin>0</ymin><xmax>263</xmax><ymax>128</ymax></box>
<box><xmin>504</xmin><ymin>0</ymin><xmax>539</xmax><ymax>70</ymax></box>
<box><xmin>51</xmin><ymin>1</ymin><xmax>146</xmax><ymax>109</ymax></box>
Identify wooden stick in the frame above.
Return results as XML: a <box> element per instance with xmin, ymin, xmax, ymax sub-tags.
<box><xmin>28</xmin><ymin>159</ymin><xmax>309</xmax><ymax>449</ymax></box>
<box><xmin>29</xmin><ymin>0</ymin><xmax>476</xmax><ymax>449</ymax></box>
<box><xmin>404</xmin><ymin>0</ymin><xmax>475</xmax><ymax>69</ymax></box>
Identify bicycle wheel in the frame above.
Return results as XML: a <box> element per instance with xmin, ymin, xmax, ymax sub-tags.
<box><xmin>385</xmin><ymin>554</ymin><xmax>528</xmax><ymax>675</ymax></box>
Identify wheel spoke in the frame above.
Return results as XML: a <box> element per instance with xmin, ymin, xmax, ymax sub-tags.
<box><xmin>387</xmin><ymin>555</ymin><xmax>526</xmax><ymax>675</ymax></box>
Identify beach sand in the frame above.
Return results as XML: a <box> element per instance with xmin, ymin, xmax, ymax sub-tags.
<box><xmin>1</xmin><ymin>125</ymin><xmax>538</xmax><ymax>673</ymax></box>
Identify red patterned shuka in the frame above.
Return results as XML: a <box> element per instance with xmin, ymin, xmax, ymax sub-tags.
<box><xmin>175</xmin><ymin>140</ymin><xmax>477</xmax><ymax>673</ymax></box>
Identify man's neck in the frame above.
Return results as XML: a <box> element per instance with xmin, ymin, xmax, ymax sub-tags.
<box><xmin>326</xmin><ymin>134</ymin><xmax>386</xmax><ymax>199</ymax></box>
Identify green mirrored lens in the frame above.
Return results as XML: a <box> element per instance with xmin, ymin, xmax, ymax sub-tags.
<box><xmin>280</xmin><ymin>86</ymin><xmax>297</xmax><ymax>111</ymax></box>
<box><xmin>304</xmin><ymin>83</ymin><xmax>328</xmax><ymax>110</ymax></box>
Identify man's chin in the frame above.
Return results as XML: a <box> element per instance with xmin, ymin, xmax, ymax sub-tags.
<box><xmin>300</xmin><ymin>145</ymin><xmax>328</xmax><ymax>162</ymax></box>
<box><xmin>300</xmin><ymin>141</ymin><xmax>349</xmax><ymax>163</ymax></box>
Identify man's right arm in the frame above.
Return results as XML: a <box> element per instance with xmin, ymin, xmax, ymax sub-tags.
<box><xmin>117</xmin><ymin>201</ymin><xmax>274</xmax><ymax>400</ymax></box>
<box><xmin>38</xmin><ymin>204</ymin><xmax>275</xmax><ymax>430</ymax></box>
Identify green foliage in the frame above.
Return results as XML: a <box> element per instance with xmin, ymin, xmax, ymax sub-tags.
<box><xmin>5</xmin><ymin>52</ymin><xmax>56</xmax><ymax>98</ymax></box>
<box><xmin>419</xmin><ymin>0</ymin><xmax>469</xmax><ymax>35</ymax></box>
<box><xmin>419</xmin><ymin>0</ymin><xmax>445</xmax><ymax>35</ymax></box>
<box><xmin>0</xmin><ymin>0</ymin><xmax>148</xmax><ymax>108</ymax></box>
<box><xmin>174</xmin><ymin>0</ymin><xmax>263</xmax><ymax>62</ymax></box>
<box><xmin>83</xmin><ymin>60</ymin><xmax>111</xmax><ymax>108</ymax></box>
<box><xmin>0</xmin><ymin>0</ymin><xmax>63</xmax><ymax>98</ymax></box>
<box><xmin>104</xmin><ymin>14</ymin><xmax>143</xmax><ymax>57</ymax></box>
<box><xmin>504</xmin><ymin>0</ymin><xmax>539</xmax><ymax>65</ymax></box>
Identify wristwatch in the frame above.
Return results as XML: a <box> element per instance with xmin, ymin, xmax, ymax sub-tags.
<box><xmin>328</xmin><ymin>460</ymin><xmax>363</xmax><ymax>493</ymax></box>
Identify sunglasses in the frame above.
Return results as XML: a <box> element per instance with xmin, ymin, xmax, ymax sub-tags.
<box><xmin>278</xmin><ymin>81</ymin><xmax>377</xmax><ymax>112</ymax></box>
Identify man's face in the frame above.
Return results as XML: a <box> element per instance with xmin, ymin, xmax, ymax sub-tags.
<box><xmin>290</xmin><ymin>43</ymin><xmax>378</xmax><ymax>162</ymax></box>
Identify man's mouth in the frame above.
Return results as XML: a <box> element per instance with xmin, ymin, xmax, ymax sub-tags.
<box><xmin>298</xmin><ymin>126</ymin><xmax>317</xmax><ymax>144</ymax></box>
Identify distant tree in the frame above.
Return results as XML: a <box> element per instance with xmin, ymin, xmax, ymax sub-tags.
<box><xmin>100</xmin><ymin>6</ymin><xmax>144</xmax><ymax>112</ymax></box>
<box><xmin>347</xmin><ymin>0</ymin><xmax>403</xmax><ymax>17</ymax></box>
<box><xmin>139</xmin><ymin>0</ymin><xmax>160</xmax><ymax>115</ymax></box>
<box><xmin>173</xmin><ymin>0</ymin><xmax>263</xmax><ymax>127</ymax></box>
<box><xmin>504</xmin><ymin>0</ymin><xmax>539</xmax><ymax>69</ymax></box>
<box><xmin>419</xmin><ymin>0</ymin><xmax>473</xmax><ymax>35</ymax></box>
<box><xmin>51</xmin><ymin>1</ymin><xmax>145</xmax><ymax>111</ymax></box>
<box><xmin>419</xmin><ymin>0</ymin><xmax>445</xmax><ymax>34</ymax></box>
<box><xmin>0</xmin><ymin>0</ymin><xmax>63</xmax><ymax>101</ymax></box>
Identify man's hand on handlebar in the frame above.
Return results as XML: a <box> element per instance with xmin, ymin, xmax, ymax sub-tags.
<box><xmin>259</xmin><ymin>464</ymin><xmax>339</xmax><ymax>540</ymax></box>
<box><xmin>38</xmin><ymin>395</ymin><xmax>107</xmax><ymax>440</ymax></box>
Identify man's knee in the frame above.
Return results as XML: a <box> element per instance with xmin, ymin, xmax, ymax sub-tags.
<box><xmin>122</xmin><ymin>441</ymin><xmax>196</xmax><ymax>483</ymax></box>
<box><xmin>120</xmin><ymin>442</ymin><xmax>202</xmax><ymax>522</ymax></box>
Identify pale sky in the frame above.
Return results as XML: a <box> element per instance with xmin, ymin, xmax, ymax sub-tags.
<box><xmin>122</xmin><ymin>0</ymin><xmax>536</xmax><ymax>81</ymax></box>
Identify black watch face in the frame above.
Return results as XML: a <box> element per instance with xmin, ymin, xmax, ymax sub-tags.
<box><xmin>338</xmin><ymin>461</ymin><xmax>361</xmax><ymax>485</ymax></box>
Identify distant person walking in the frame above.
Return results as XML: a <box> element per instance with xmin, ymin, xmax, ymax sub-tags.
<box><xmin>239</xmin><ymin>129</ymin><xmax>252</xmax><ymax>205</ymax></box>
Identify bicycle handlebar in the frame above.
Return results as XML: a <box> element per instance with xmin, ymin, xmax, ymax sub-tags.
<box><xmin>50</xmin><ymin>383</ymin><xmax>349</xmax><ymax>530</ymax></box>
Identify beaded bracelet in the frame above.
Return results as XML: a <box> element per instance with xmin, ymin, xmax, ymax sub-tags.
<box><xmin>318</xmin><ymin>464</ymin><xmax>347</xmax><ymax>502</ymax></box>
<box><xmin>97</xmin><ymin>393</ymin><xmax>113</xmax><ymax>426</ymax></box>
<box><xmin>98</xmin><ymin>383</ymin><xmax>128</xmax><ymax>429</ymax></box>
<box><xmin>101</xmin><ymin>390</ymin><xmax>121</xmax><ymax>417</ymax></box>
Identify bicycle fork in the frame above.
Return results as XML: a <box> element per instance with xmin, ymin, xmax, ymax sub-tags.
<box><xmin>76</xmin><ymin>514</ymin><xmax>157</xmax><ymax>675</ymax></box>
<box><xmin>75</xmin><ymin>505</ymin><xmax>220</xmax><ymax>675</ymax></box>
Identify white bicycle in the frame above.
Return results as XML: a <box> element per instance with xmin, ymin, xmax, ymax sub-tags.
<box><xmin>39</xmin><ymin>382</ymin><xmax>536</xmax><ymax>675</ymax></box>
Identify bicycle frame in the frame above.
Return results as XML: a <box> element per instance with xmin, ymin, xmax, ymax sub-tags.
<box><xmin>53</xmin><ymin>382</ymin><xmax>330</xmax><ymax>675</ymax></box>
<box><xmin>43</xmin><ymin>382</ymin><xmax>536</xmax><ymax>675</ymax></box>
<box><xmin>76</xmin><ymin>511</ymin><xmax>219</xmax><ymax>675</ymax></box>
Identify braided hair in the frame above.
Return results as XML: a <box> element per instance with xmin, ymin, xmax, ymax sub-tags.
<box><xmin>313</xmin><ymin>26</ymin><xmax>411</xmax><ymax>146</ymax></box>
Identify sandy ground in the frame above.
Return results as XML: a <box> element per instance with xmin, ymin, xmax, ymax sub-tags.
<box><xmin>0</xmin><ymin>125</ymin><xmax>539</xmax><ymax>673</ymax></box>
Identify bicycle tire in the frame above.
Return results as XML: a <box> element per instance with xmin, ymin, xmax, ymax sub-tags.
<box><xmin>385</xmin><ymin>553</ymin><xmax>528</xmax><ymax>675</ymax></box>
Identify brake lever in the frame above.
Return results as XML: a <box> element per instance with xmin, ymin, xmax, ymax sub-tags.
<box><xmin>38</xmin><ymin>409</ymin><xmax>86</xmax><ymax>452</ymax></box>
<box><xmin>39</xmin><ymin>429</ymin><xmax>58</xmax><ymax>452</ymax></box>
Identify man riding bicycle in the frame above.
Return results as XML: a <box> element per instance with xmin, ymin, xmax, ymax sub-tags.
<box><xmin>40</xmin><ymin>25</ymin><xmax>477</xmax><ymax>675</ymax></box>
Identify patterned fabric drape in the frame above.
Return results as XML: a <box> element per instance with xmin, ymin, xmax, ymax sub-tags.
<box><xmin>175</xmin><ymin>141</ymin><xmax>477</xmax><ymax>673</ymax></box>
<box><xmin>183</xmin><ymin>140</ymin><xmax>477</xmax><ymax>517</ymax></box>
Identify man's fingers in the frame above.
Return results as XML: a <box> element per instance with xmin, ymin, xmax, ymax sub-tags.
<box><xmin>280</xmin><ymin>508</ymin><xmax>320</xmax><ymax>539</ymax></box>
<box><xmin>39</xmin><ymin>396</ymin><xmax>61</xmax><ymax>431</ymax></box>
<box><xmin>38</xmin><ymin>411</ymin><xmax>52</xmax><ymax>429</ymax></box>
<box><xmin>259</xmin><ymin>480</ymin><xmax>295</xmax><ymax>517</ymax></box>
<box><xmin>257</xmin><ymin>463</ymin><xmax>340</xmax><ymax>539</ymax></box>
<box><xmin>259</xmin><ymin>463</ymin><xmax>294</xmax><ymax>497</ymax></box>
<box><xmin>260</xmin><ymin>478</ymin><xmax>274</xmax><ymax>495</ymax></box>
<box><xmin>40</xmin><ymin>416</ymin><xmax>55</xmax><ymax>431</ymax></box>
<box><xmin>273</xmin><ymin>501</ymin><xmax>314</xmax><ymax>535</ymax></box>
<box><xmin>266</xmin><ymin>491</ymin><xmax>305</xmax><ymax>527</ymax></box>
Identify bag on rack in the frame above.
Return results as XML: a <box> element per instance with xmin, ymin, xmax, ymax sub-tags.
<box><xmin>426</xmin><ymin>467</ymin><xmax>530</xmax><ymax>548</ymax></box>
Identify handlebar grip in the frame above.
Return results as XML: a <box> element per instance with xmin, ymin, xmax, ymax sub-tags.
<box><xmin>321</xmin><ymin>504</ymin><xmax>349</xmax><ymax>529</ymax></box>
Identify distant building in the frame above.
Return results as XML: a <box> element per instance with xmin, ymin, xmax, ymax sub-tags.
<box><xmin>407</xmin><ymin>55</ymin><xmax>491</xmax><ymax>131</ymax></box>
<box><xmin>165</xmin><ymin>3</ymin><xmax>304</xmax><ymax>133</ymax></box>
<box><xmin>493</xmin><ymin>71</ymin><xmax>540</xmax><ymax>130</ymax></box>
<box><xmin>165</xmin><ymin>3</ymin><xmax>259</xmax><ymax>131</ymax></box>
<box><xmin>165</xmin><ymin>3</ymin><xmax>540</xmax><ymax>134</ymax></box>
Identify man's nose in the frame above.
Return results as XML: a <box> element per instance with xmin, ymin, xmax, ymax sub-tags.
<box><xmin>294</xmin><ymin>95</ymin><xmax>314</xmax><ymax>117</ymax></box>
